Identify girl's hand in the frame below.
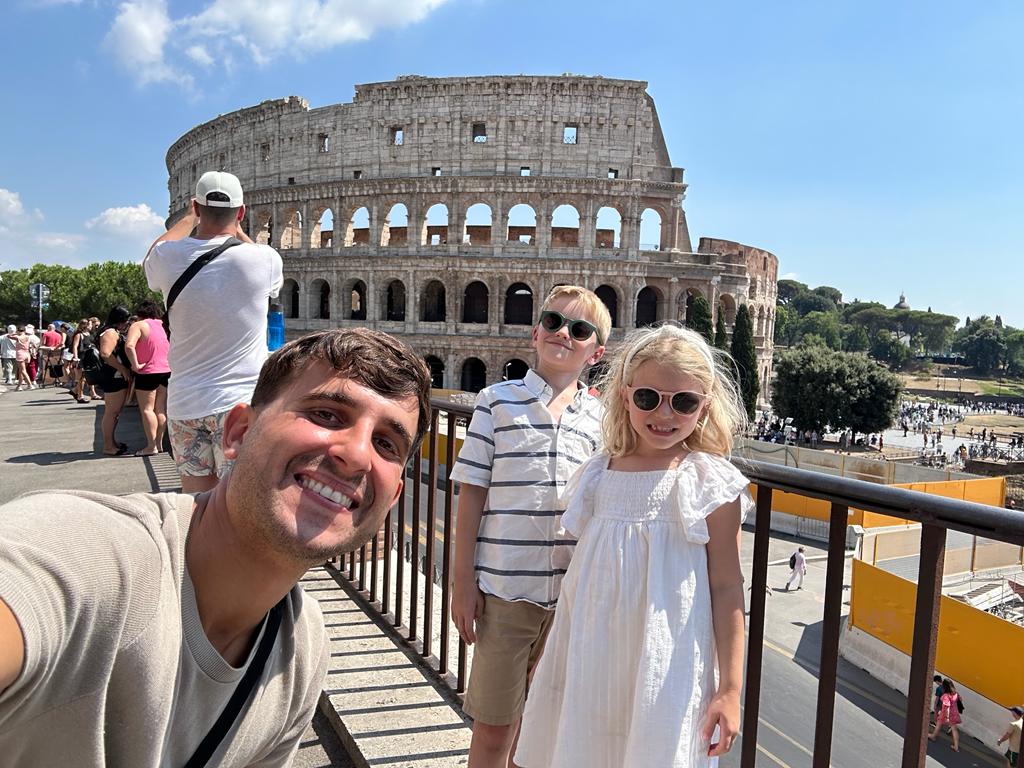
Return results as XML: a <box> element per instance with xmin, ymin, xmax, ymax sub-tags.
<box><xmin>703</xmin><ymin>689</ymin><xmax>741</xmax><ymax>756</ymax></box>
<box><xmin>450</xmin><ymin>578</ymin><xmax>485</xmax><ymax>645</ymax></box>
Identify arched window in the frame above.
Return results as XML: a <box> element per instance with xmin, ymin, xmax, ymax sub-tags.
<box><xmin>282</xmin><ymin>279</ymin><xmax>299</xmax><ymax>319</ymax></box>
<box><xmin>280</xmin><ymin>209</ymin><xmax>302</xmax><ymax>250</ymax></box>
<box><xmin>422</xmin><ymin>281</ymin><xmax>446</xmax><ymax>322</ymax></box>
<box><xmin>682</xmin><ymin>287</ymin><xmax>704</xmax><ymax>324</ymax></box>
<box><xmin>350</xmin><ymin>280</ymin><xmax>366</xmax><ymax>321</ymax></box>
<box><xmin>639</xmin><ymin>208</ymin><xmax>663</xmax><ymax>251</ymax></box>
<box><xmin>381</xmin><ymin>203</ymin><xmax>408</xmax><ymax>247</ymax></box>
<box><xmin>463</xmin><ymin>281</ymin><xmax>489</xmax><ymax>323</ymax></box>
<box><xmin>464</xmin><ymin>203</ymin><xmax>493</xmax><ymax>245</ymax></box>
<box><xmin>502</xmin><ymin>358</ymin><xmax>529</xmax><ymax>381</ymax></box>
<box><xmin>460</xmin><ymin>358</ymin><xmax>487</xmax><ymax>393</ymax></box>
<box><xmin>720</xmin><ymin>294</ymin><xmax>737</xmax><ymax>325</ymax></box>
<box><xmin>314</xmin><ymin>208</ymin><xmax>333</xmax><ymax>248</ymax></box>
<box><xmin>346</xmin><ymin>207</ymin><xmax>369</xmax><ymax>247</ymax></box>
<box><xmin>595</xmin><ymin>207</ymin><xmax>622</xmax><ymax>249</ymax></box>
<box><xmin>635</xmin><ymin>286</ymin><xmax>660</xmax><ymax>328</ymax></box>
<box><xmin>424</xmin><ymin>356</ymin><xmax>445</xmax><ymax>389</ymax></box>
<box><xmin>385</xmin><ymin>280</ymin><xmax>406</xmax><ymax>321</ymax></box>
<box><xmin>425</xmin><ymin>203</ymin><xmax>449</xmax><ymax>245</ymax></box>
<box><xmin>254</xmin><ymin>211</ymin><xmax>272</xmax><ymax>245</ymax></box>
<box><xmin>595</xmin><ymin>284</ymin><xmax>619</xmax><ymax>328</ymax></box>
<box><xmin>310</xmin><ymin>278</ymin><xmax>331</xmax><ymax>320</ymax></box>
<box><xmin>504</xmin><ymin>283</ymin><xmax>533</xmax><ymax>325</ymax></box>
<box><xmin>506</xmin><ymin>204</ymin><xmax>537</xmax><ymax>245</ymax></box>
<box><xmin>550</xmin><ymin>204</ymin><xmax>580</xmax><ymax>247</ymax></box>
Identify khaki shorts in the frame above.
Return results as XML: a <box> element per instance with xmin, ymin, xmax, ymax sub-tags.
<box><xmin>463</xmin><ymin>594</ymin><xmax>555</xmax><ymax>726</ymax></box>
<box><xmin>169</xmin><ymin>411</ymin><xmax>234</xmax><ymax>478</ymax></box>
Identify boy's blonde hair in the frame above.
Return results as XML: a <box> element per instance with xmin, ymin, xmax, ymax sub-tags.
<box><xmin>598</xmin><ymin>324</ymin><xmax>748</xmax><ymax>458</ymax></box>
<box><xmin>539</xmin><ymin>285</ymin><xmax>612</xmax><ymax>345</ymax></box>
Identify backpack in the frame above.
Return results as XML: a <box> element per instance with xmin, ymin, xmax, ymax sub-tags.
<box><xmin>956</xmin><ymin>695</ymin><xmax>965</xmax><ymax>714</ymax></box>
<box><xmin>789</xmin><ymin>553</ymin><xmax>797</xmax><ymax>570</ymax></box>
<box><xmin>79</xmin><ymin>334</ymin><xmax>102</xmax><ymax>374</ymax></box>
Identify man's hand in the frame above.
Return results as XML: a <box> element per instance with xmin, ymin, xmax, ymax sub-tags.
<box><xmin>450</xmin><ymin>577</ymin><xmax>485</xmax><ymax>645</ymax></box>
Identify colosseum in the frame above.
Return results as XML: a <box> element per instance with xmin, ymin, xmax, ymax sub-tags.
<box><xmin>165</xmin><ymin>74</ymin><xmax>778</xmax><ymax>394</ymax></box>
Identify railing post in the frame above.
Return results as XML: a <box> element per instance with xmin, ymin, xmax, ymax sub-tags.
<box><xmin>740</xmin><ymin>485</ymin><xmax>773</xmax><ymax>768</ymax></box>
<box><xmin>812</xmin><ymin>502</ymin><xmax>849</xmax><ymax>766</ymax></box>
<box><xmin>423</xmin><ymin>409</ymin><xmax>440</xmax><ymax>657</ymax></box>
<box><xmin>440</xmin><ymin>412</ymin><xmax>457</xmax><ymax>675</ymax></box>
<box><xmin>410</xmin><ymin>439</ymin><xmax>423</xmax><ymax>641</ymax></box>
<box><xmin>901</xmin><ymin>522</ymin><xmax>947</xmax><ymax>768</ymax></box>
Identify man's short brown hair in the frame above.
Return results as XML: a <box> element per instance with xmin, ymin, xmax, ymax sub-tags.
<box><xmin>252</xmin><ymin>329</ymin><xmax>432</xmax><ymax>453</ymax></box>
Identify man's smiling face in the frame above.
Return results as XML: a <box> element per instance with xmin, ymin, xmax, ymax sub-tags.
<box><xmin>223</xmin><ymin>362</ymin><xmax>419</xmax><ymax>564</ymax></box>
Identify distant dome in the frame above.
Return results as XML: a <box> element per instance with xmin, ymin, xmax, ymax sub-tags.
<box><xmin>893</xmin><ymin>292</ymin><xmax>910</xmax><ymax>310</ymax></box>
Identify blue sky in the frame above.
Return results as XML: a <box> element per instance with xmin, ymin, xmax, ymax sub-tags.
<box><xmin>1</xmin><ymin>0</ymin><xmax>1021</xmax><ymax>326</ymax></box>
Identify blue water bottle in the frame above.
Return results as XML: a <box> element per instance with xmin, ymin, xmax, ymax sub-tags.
<box><xmin>268</xmin><ymin>303</ymin><xmax>285</xmax><ymax>351</ymax></box>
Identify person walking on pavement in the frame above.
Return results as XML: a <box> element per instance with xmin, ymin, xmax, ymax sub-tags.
<box><xmin>928</xmin><ymin>678</ymin><xmax>962</xmax><ymax>752</ymax></box>
<box><xmin>998</xmin><ymin>705</ymin><xmax>1023</xmax><ymax>768</ymax></box>
<box><xmin>785</xmin><ymin>546</ymin><xmax>807</xmax><ymax>591</ymax></box>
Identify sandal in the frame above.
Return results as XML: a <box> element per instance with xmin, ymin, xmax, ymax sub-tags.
<box><xmin>102</xmin><ymin>445</ymin><xmax>130</xmax><ymax>456</ymax></box>
<box><xmin>134</xmin><ymin>448</ymin><xmax>159</xmax><ymax>457</ymax></box>
<box><xmin>77</xmin><ymin>397</ymin><xmax>90</xmax><ymax>404</ymax></box>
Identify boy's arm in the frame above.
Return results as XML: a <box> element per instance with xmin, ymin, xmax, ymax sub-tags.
<box><xmin>451</xmin><ymin>483</ymin><xmax>487</xmax><ymax>644</ymax></box>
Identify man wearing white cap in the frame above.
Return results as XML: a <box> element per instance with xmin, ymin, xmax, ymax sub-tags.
<box><xmin>144</xmin><ymin>171</ymin><xmax>283</xmax><ymax>493</ymax></box>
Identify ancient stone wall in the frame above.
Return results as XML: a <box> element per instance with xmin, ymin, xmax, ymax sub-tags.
<box><xmin>166</xmin><ymin>75</ymin><xmax>778</xmax><ymax>394</ymax></box>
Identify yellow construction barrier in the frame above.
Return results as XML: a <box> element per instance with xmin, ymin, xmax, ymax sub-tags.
<box><xmin>849</xmin><ymin>559</ymin><xmax>1024</xmax><ymax>707</ymax></box>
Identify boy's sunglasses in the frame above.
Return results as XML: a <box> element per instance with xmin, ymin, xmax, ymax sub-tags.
<box><xmin>539</xmin><ymin>310</ymin><xmax>599</xmax><ymax>342</ymax></box>
<box><xmin>628</xmin><ymin>386</ymin><xmax>707</xmax><ymax>415</ymax></box>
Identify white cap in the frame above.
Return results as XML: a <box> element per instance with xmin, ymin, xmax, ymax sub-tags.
<box><xmin>6</xmin><ymin>325</ymin><xmax>15</xmax><ymax>334</ymax></box>
<box><xmin>195</xmin><ymin>171</ymin><xmax>244</xmax><ymax>208</ymax></box>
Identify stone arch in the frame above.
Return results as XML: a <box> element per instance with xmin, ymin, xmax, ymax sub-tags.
<box><xmin>382</xmin><ymin>279</ymin><xmax>406</xmax><ymax>321</ymax></box>
<box><xmin>502</xmin><ymin>358</ymin><xmax>529</xmax><ymax>381</ymax></box>
<box><xmin>635</xmin><ymin>285</ymin><xmax>663</xmax><ymax>328</ymax></box>
<box><xmin>504</xmin><ymin>282</ymin><xmax>534</xmax><ymax>325</ymax></box>
<box><xmin>460</xmin><ymin>357</ymin><xmax>487</xmax><ymax>393</ymax></box>
<box><xmin>463</xmin><ymin>280</ymin><xmax>489</xmax><ymax>323</ymax></box>
<box><xmin>757</xmin><ymin>305</ymin><xmax>766</xmax><ymax>336</ymax></box>
<box><xmin>312</xmin><ymin>206</ymin><xmax>333</xmax><ymax>249</ymax></box>
<box><xmin>464</xmin><ymin>203</ymin><xmax>493</xmax><ymax>245</ymax></box>
<box><xmin>345</xmin><ymin>206</ymin><xmax>370</xmax><ymax>247</ymax></box>
<box><xmin>550</xmin><ymin>204</ymin><xmax>581</xmax><ymax>247</ymax></box>
<box><xmin>309</xmin><ymin>278</ymin><xmax>331</xmax><ymax>320</ymax></box>
<box><xmin>424</xmin><ymin>203</ymin><xmax>449</xmax><ymax>246</ymax></box>
<box><xmin>506</xmin><ymin>203</ymin><xmax>537</xmax><ymax>245</ymax></box>
<box><xmin>349</xmin><ymin>280</ymin><xmax>367</xmax><ymax>321</ymax></box>
<box><xmin>280</xmin><ymin>208</ymin><xmax>303</xmax><ymax>250</ymax></box>
<box><xmin>680</xmin><ymin>286</ymin><xmax>705</xmax><ymax>324</ymax></box>
<box><xmin>424</xmin><ymin>355</ymin><xmax>445</xmax><ymax>389</ymax></box>
<box><xmin>639</xmin><ymin>207</ymin><xmax>663</xmax><ymax>251</ymax></box>
<box><xmin>253</xmin><ymin>209</ymin><xmax>272</xmax><ymax>246</ymax></box>
<box><xmin>720</xmin><ymin>293</ymin><xmax>738</xmax><ymax>325</ymax></box>
<box><xmin>595</xmin><ymin>284</ymin><xmax>620</xmax><ymax>328</ymax></box>
<box><xmin>282</xmin><ymin>278</ymin><xmax>300</xmax><ymax>319</ymax></box>
<box><xmin>595</xmin><ymin>206</ymin><xmax>623</xmax><ymax>249</ymax></box>
<box><xmin>381</xmin><ymin>203</ymin><xmax>409</xmax><ymax>247</ymax></box>
<box><xmin>421</xmin><ymin>280</ymin><xmax>446</xmax><ymax>322</ymax></box>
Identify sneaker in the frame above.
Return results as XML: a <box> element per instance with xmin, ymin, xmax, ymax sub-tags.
<box><xmin>28</xmin><ymin>382</ymin><xmax>37</xmax><ymax>389</ymax></box>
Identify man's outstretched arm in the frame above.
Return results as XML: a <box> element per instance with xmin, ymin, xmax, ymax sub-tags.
<box><xmin>0</xmin><ymin>597</ymin><xmax>24</xmax><ymax>695</ymax></box>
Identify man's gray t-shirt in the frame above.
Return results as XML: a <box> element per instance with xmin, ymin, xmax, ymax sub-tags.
<box><xmin>0</xmin><ymin>490</ymin><xmax>328</xmax><ymax>767</ymax></box>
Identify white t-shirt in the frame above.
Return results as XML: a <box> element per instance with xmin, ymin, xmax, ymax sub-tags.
<box><xmin>144</xmin><ymin>236</ymin><xmax>283</xmax><ymax>420</ymax></box>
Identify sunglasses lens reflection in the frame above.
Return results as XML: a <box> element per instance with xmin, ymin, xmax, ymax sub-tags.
<box><xmin>541</xmin><ymin>312</ymin><xmax>563</xmax><ymax>332</ymax></box>
<box><xmin>569</xmin><ymin>321</ymin><xmax>594</xmax><ymax>341</ymax></box>
<box><xmin>671</xmin><ymin>392</ymin><xmax>702</xmax><ymax>414</ymax></box>
<box><xmin>632</xmin><ymin>388</ymin><xmax>661</xmax><ymax>411</ymax></box>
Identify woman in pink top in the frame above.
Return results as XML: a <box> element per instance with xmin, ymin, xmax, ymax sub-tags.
<box><xmin>124</xmin><ymin>300</ymin><xmax>171</xmax><ymax>456</ymax></box>
<box><xmin>929</xmin><ymin>678</ymin><xmax>962</xmax><ymax>752</ymax></box>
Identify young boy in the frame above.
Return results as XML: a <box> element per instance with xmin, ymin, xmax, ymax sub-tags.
<box><xmin>450</xmin><ymin>285</ymin><xmax>611</xmax><ymax>768</ymax></box>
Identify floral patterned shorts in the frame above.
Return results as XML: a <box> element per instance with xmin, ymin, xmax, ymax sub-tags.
<box><xmin>168</xmin><ymin>411</ymin><xmax>235</xmax><ymax>478</ymax></box>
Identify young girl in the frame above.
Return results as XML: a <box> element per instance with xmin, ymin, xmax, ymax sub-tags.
<box><xmin>515</xmin><ymin>324</ymin><xmax>750</xmax><ymax>768</ymax></box>
<box><xmin>929</xmin><ymin>678</ymin><xmax>962</xmax><ymax>752</ymax></box>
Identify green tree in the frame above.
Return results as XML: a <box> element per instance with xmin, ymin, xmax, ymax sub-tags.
<box><xmin>771</xmin><ymin>347</ymin><xmax>901</xmax><ymax>434</ymax></box>
<box><xmin>686</xmin><ymin>295</ymin><xmax>714</xmax><ymax>344</ymax></box>
<box><xmin>730</xmin><ymin>304</ymin><xmax>759</xmax><ymax>420</ymax></box>
<box><xmin>1005</xmin><ymin>330</ymin><xmax>1024</xmax><ymax>377</ymax></box>
<box><xmin>812</xmin><ymin>285</ymin><xmax>843</xmax><ymax>306</ymax></box>
<box><xmin>773</xmin><ymin>304</ymin><xmax>799</xmax><ymax>347</ymax></box>
<box><xmin>841</xmin><ymin>323</ymin><xmax>870</xmax><ymax>353</ymax></box>
<box><xmin>798</xmin><ymin>311</ymin><xmax>841</xmax><ymax>349</ymax></box>
<box><xmin>713</xmin><ymin>309</ymin><xmax>728</xmax><ymax>350</ymax></box>
<box><xmin>955</xmin><ymin>327</ymin><xmax>1006</xmax><ymax>375</ymax></box>
<box><xmin>792</xmin><ymin>291</ymin><xmax>837</xmax><ymax>317</ymax></box>
<box><xmin>776</xmin><ymin>279</ymin><xmax>808</xmax><ymax>307</ymax></box>
<box><xmin>869</xmin><ymin>330</ymin><xmax>910</xmax><ymax>371</ymax></box>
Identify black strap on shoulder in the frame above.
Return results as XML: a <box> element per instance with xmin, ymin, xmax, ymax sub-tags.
<box><xmin>165</xmin><ymin>237</ymin><xmax>240</xmax><ymax>316</ymax></box>
<box><xmin>182</xmin><ymin>597</ymin><xmax>286</xmax><ymax>768</ymax></box>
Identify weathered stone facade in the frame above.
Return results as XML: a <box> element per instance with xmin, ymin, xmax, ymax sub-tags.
<box><xmin>165</xmin><ymin>75</ymin><xmax>777</xmax><ymax>394</ymax></box>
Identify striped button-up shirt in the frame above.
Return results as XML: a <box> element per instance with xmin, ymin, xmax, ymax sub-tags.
<box><xmin>450</xmin><ymin>369</ymin><xmax>603</xmax><ymax>608</ymax></box>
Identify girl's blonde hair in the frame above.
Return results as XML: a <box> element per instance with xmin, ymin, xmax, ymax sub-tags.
<box><xmin>599</xmin><ymin>323</ymin><xmax>748</xmax><ymax>458</ymax></box>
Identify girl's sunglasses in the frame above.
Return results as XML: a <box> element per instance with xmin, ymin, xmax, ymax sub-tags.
<box><xmin>539</xmin><ymin>310</ymin><xmax>599</xmax><ymax>342</ymax></box>
<box><xmin>628</xmin><ymin>386</ymin><xmax>707</xmax><ymax>415</ymax></box>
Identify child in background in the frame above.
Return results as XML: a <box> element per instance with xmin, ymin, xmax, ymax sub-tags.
<box><xmin>450</xmin><ymin>285</ymin><xmax>610</xmax><ymax>768</ymax></box>
<box><xmin>516</xmin><ymin>324</ymin><xmax>750</xmax><ymax>768</ymax></box>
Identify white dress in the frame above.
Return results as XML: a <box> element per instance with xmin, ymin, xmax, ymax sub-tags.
<box><xmin>515</xmin><ymin>452</ymin><xmax>753</xmax><ymax>768</ymax></box>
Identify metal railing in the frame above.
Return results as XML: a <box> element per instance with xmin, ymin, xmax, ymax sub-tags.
<box><xmin>332</xmin><ymin>398</ymin><xmax>1024</xmax><ymax>768</ymax></box>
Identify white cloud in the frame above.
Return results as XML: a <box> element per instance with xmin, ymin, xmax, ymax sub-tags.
<box><xmin>103</xmin><ymin>0</ymin><xmax>191</xmax><ymax>87</ymax></box>
<box><xmin>780</xmin><ymin>272</ymin><xmax>801</xmax><ymax>281</ymax></box>
<box><xmin>0</xmin><ymin>189</ymin><xmax>27</xmax><ymax>223</ymax></box>
<box><xmin>86</xmin><ymin>203</ymin><xmax>165</xmax><ymax>239</ymax></box>
<box><xmin>185</xmin><ymin>45</ymin><xmax>214</xmax><ymax>67</ymax></box>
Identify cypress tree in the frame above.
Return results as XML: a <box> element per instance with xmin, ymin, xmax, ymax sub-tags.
<box><xmin>713</xmin><ymin>308</ymin><xmax>728</xmax><ymax>351</ymax></box>
<box><xmin>730</xmin><ymin>304</ymin><xmax>760</xmax><ymax>419</ymax></box>
<box><xmin>687</xmin><ymin>295</ymin><xmax>714</xmax><ymax>344</ymax></box>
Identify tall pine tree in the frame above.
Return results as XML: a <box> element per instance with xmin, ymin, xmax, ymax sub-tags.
<box><xmin>730</xmin><ymin>304</ymin><xmax>760</xmax><ymax>419</ymax></box>
<box><xmin>687</xmin><ymin>295</ymin><xmax>714</xmax><ymax>344</ymax></box>
<box><xmin>713</xmin><ymin>308</ymin><xmax>728</xmax><ymax>350</ymax></box>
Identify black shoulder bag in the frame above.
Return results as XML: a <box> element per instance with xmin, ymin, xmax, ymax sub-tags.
<box><xmin>163</xmin><ymin>238</ymin><xmax>241</xmax><ymax>339</ymax></box>
<box><xmin>182</xmin><ymin>597</ymin><xmax>286</xmax><ymax>768</ymax></box>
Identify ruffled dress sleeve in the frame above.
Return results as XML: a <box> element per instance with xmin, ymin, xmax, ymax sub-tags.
<box><xmin>672</xmin><ymin>452</ymin><xmax>754</xmax><ymax>544</ymax></box>
<box><xmin>558</xmin><ymin>453</ymin><xmax>609</xmax><ymax>538</ymax></box>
